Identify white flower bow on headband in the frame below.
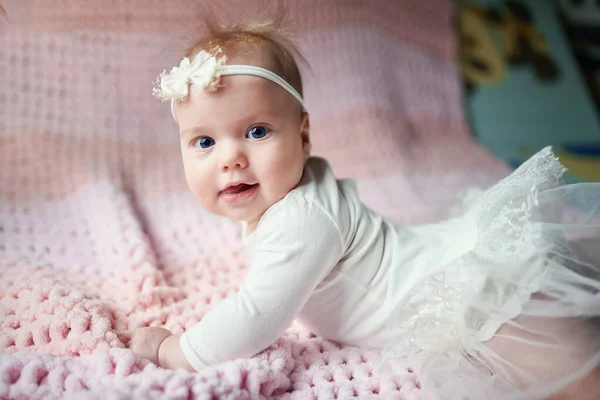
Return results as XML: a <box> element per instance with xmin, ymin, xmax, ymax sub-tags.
<box><xmin>153</xmin><ymin>48</ymin><xmax>305</xmax><ymax>120</ymax></box>
<box><xmin>153</xmin><ymin>51</ymin><xmax>226</xmax><ymax>102</ymax></box>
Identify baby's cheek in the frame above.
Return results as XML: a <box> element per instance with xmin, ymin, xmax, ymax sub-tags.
<box><xmin>192</xmin><ymin>188</ymin><xmax>221</xmax><ymax>216</ymax></box>
<box><xmin>184</xmin><ymin>171</ymin><xmax>199</xmax><ymax>196</ymax></box>
<box><xmin>269</xmin><ymin>158</ymin><xmax>303</xmax><ymax>191</ymax></box>
<box><xmin>191</xmin><ymin>180</ymin><xmax>211</xmax><ymax>203</ymax></box>
<box><xmin>184</xmin><ymin>167</ymin><xmax>213</xmax><ymax>205</ymax></box>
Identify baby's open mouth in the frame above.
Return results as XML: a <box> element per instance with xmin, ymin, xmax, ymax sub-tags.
<box><xmin>221</xmin><ymin>183</ymin><xmax>257</xmax><ymax>195</ymax></box>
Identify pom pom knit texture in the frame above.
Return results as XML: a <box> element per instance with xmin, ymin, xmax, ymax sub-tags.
<box><xmin>0</xmin><ymin>0</ymin><xmax>509</xmax><ymax>398</ymax></box>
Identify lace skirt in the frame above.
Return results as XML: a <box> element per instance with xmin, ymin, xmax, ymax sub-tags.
<box><xmin>381</xmin><ymin>147</ymin><xmax>600</xmax><ymax>400</ymax></box>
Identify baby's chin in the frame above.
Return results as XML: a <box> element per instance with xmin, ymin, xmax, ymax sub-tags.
<box><xmin>203</xmin><ymin>192</ymin><xmax>284</xmax><ymax>225</ymax></box>
<box><xmin>218</xmin><ymin>207</ymin><xmax>270</xmax><ymax>226</ymax></box>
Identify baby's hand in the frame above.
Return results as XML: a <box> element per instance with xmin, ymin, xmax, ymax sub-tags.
<box><xmin>157</xmin><ymin>334</ymin><xmax>195</xmax><ymax>371</ymax></box>
<box><xmin>129</xmin><ymin>327</ymin><xmax>195</xmax><ymax>372</ymax></box>
<box><xmin>128</xmin><ymin>327</ymin><xmax>172</xmax><ymax>366</ymax></box>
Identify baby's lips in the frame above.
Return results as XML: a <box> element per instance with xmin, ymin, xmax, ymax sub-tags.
<box><xmin>221</xmin><ymin>183</ymin><xmax>256</xmax><ymax>195</ymax></box>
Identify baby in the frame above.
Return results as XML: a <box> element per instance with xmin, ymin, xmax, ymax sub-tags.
<box><xmin>130</xmin><ymin>18</ymin><xmax>600</xmax><ymax>399</ymax></box>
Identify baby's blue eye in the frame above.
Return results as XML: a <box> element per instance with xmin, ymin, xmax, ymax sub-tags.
<box><xmin>194</xmin><ymin>137</ymin><xmax>215</xmax><ymax>149</ymax></box>
<box><xmin>247</xmin><ymin>126</ymin><xmax>269</xmax><ymax>140</ymax></box>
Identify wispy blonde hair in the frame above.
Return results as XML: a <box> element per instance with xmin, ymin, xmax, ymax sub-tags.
<box><xmin>185</xmin><ymin>1</ymin><xmax>307</xmax><ymax>97</ymax></box>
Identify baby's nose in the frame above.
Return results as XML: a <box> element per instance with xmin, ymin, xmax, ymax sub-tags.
<box><xmin>219</xmin><ymin>145</ymin><xmax>249</xmax><ymax>171</ymax></box>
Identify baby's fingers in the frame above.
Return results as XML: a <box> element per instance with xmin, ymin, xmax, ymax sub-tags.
<box><xmin>129</xmin><ymin>330</ymin><xmax>160</xmax><ymax>364</ymax></box>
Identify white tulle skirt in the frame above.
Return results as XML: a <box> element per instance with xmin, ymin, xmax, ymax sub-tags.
<box><xmin>381</xmin><ymin>147</ymin><xmax>600</xmax><ymax>399</ymax></box>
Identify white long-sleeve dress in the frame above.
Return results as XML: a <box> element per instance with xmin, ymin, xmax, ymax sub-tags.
<box><xmin>181</xmin><ymin>147</ymin><xmax>600</xmax><ymax>400</ymax></box>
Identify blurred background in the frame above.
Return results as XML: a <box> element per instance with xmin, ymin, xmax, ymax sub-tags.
<box><xmin>458</xmin><ymin>0</ymin><xmax>600</xmax><ymax>182</ymax></box>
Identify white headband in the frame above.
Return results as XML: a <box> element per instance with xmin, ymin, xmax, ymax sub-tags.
<box><xmin>152</xmin><ymin>50</ymin><xmax>305</xmax><ymax>121</ymax></box>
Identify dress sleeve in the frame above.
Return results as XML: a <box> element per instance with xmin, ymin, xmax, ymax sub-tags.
<box><xmin>180</xmin><ymin>193</ymin><xmax>344</xmax><ymax>370</ymax></box>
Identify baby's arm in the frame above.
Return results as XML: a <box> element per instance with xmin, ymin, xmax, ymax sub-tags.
<box><xmin>179</xmin><ymin>194</ymin><xmax>343</xmax><ymax>370</ymax></box>
<box><xmin>130</xmin><ymin>194</ymin><xmax>343</xmax><ymax>369</ymax></box>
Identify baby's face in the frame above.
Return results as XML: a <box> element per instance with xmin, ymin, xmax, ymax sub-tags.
<box><xmin>175</xmin><ymin>75</ymin><xmax>310</xmax><ymax>230</ymax></box>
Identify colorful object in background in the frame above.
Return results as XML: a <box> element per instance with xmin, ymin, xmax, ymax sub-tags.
<box><xmin>558</xmin><ymin>0</ymin><xmax>600</xmax><ymax>117</ymax></box>
<box><xmin>559</xmin><ymin>0</ymin><xmax>600</xmax><ymax>71</ymax></box>
<box><xmin>519</xmin><ymin>142</ymin><xmax>600</xmax><ymax>182</ymax></box>
<box><xmin>555</xmin><ymin>151</ymin><xmax>600</xmax><ymax>182</ymax></box>
<box><xmin>459</xmin><ymin>0</ymin><xmax>561</xmax><ymax>94</ymax></box>
<box><xmin>457</xmin><ymin>0</ymin><xmax>600</xmax><ymax>183</ymax></box>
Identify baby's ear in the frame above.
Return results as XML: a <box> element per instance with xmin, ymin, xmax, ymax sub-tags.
<box><xmin>300</xmin><ymin>112</ymin><xmax>311</xmax><ymax>159</ymax></box>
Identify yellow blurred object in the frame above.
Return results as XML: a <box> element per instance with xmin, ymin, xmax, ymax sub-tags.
<box><xmin>459</xmin><ymin>6</ymin><xmax>507</xmax><ymax>86</ymax></box>
<box><xmin>555</xmin><ymin>150</ymin><xmax>600</xmax><ymax>182</ymax></box>
<box><xmin>458</xmin><ymin>1</ymin><xmax>560</xmax><ymax>89</ymax></box>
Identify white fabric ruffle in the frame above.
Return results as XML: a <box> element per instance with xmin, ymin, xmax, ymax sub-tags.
<box><xmin>381</xmin><ymin>147</ymin><xmax>600</xmax><ymax>399</ymax></box>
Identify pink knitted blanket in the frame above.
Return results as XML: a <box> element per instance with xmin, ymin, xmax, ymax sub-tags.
<box><xmin>0</xmin><ymin>1</ymin><xmax>510</xmax><ymax>398</ymax></box>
